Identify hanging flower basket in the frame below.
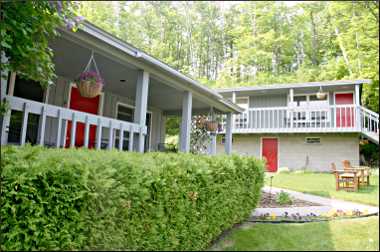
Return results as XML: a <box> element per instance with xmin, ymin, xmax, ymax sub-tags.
<box><xmin>75</xmin><ymin>52</ymin><xmax>104</xmax><ymax>98</ymax></box>
<box><xmin>205</xmin><ymin>120</ymin><xmax>218</xmax><ymax>132</ymax></box>
<box><xmin>316</xmin><ymin>92</ymin><xmax>327</xmax><ymax>100</ymax></box>
<box><xmin>76</xmin><ymin>71</ymin><xmax>104</xmax><ymax>98</ymax></box>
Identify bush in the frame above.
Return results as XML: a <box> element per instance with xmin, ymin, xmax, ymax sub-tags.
<box><xmin>276</xmin><ymin>191</ymin><xmax>293</xmax><ymax>205</ymax></box>
<box><xmin>0</xmin><ymin>145</ymin><xmax>264</xmax><ymax>250</ymax></box>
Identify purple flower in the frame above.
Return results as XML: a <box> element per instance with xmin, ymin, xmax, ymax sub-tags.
<box><xmin>66</xmin><ymin>20</ymin><xmax>75</xmax><ymax>30</ymax></box>
<box><xmin>76</xmin><ymin>71</ymin><xmax>104</xmax><ymax>86</ymax></box>
<box><xmin>75</xmin><ymin>16</ymin><xmax>85</xmax><ymax>24</ymax></box>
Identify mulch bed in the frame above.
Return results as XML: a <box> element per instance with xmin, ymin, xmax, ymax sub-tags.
<box><xmin>258</xmin><ymin>192</ymin><xmax>321</xmax><ymax>208</ymax></box>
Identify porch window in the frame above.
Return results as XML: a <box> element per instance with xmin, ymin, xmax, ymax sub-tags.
<box><xmin>305</xmin><ymin>137</ymin><xmax>321</xmax><ymax>144</ymax></box>
<box><xmin>235</xmin><ymin>97</ymin><xmax>249</xmax><ymax>128</ymax></box>
<box><xmin>115</xmin><ymin>104</ymin><xmax>151</xmax><ymax>152</ymax></box>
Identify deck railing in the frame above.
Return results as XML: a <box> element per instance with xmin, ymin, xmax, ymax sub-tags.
<box><xmin>3</xmin><ymin>95</ymin><xmax>147</xmax><ymax>150</ymax></box>
<box><xmin>220</xmin><ymin>105</ymin><xmax>379</xmax><ymax>136</ymax></box>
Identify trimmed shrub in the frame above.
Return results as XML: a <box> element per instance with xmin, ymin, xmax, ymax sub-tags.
<box><xmin>1</xmin><ymin>145</ymin><xmax>264</xmax><ymax>250</ymax></box>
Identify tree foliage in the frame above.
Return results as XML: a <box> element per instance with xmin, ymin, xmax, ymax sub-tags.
<box><xmin>79</xmin><ymin>1</ymin><xmax>379</xmax><ymax>111</ymax></box>
<box><xmin>1</xmin><ymin>1</ymin><xmax>80</xmax><ymax>88</ymax></box>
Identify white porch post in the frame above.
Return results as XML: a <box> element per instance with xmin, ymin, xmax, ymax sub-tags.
<box><xmin>231</xmin><ymin>92</ymin><xmax>236</xmax><ymax>131</ymax></box>
<box><xmin>134</xmin><ymin>70</ymin><xmax>150</xmax><ymax>153</ymax></box>
<box><xmin>225</xmin><ymin>112</ymin><xmax>233</xmax><ymax>154</ymax></box>
<box><xmin>209</xmin><ymin>111</ymin><xmax>217</xmax><ymax>155</ymax></box>
<box><xmin>289</xmin><ymin>88</ymin><xmax>294</xmax><ymax>128</ymax></box>
<box><xmin>355</xmin><ymin>84</ymin><xmax>361</xmax><ymax>131</ymax></box>
<box><xmin>1</xmin><ymin>53</ymin><xmax>10</xmax><ymax>146</ymax></box>
<box><xmin>209</xmin><ymin>133</ymin><xmax>217</xmax><ymax>155</ymax></box>
<box><xmin>159</xmin><ymin>114</ymin><xmax>166</xmax><ymax>145</ymax></box>
<box><xmin>180</xmin><ymin>91</ymin><xmax>192</xmax><ymax>152</ymax></box>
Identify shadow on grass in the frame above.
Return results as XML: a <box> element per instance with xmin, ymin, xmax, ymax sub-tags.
<box><xmin>210</xmin><ymin>191</ymin><xmax>337</xmax><ymax>251</ymax></box>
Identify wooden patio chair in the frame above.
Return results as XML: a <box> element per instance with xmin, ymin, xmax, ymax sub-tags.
<box><xmin>331</xmin><ymin>162</ymin><xmax>359</xmax><ymax>192</ymax></box>
<box><xmin>342</xmin><ymin>160</ymin><xmax>370</xmax><ymax>186</ymax></box>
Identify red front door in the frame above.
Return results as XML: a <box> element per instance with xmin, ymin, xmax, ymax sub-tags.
<box><xmin>335</xmin><ymin>93</ymin><xmax>354</xmax><ymax>128</ymax></box>
<box><xmin>65</xmin><ymin>87</ymin><xmax>100</xmax><ymax>148</ymax></box>
<box><xmin>262</xmin><ymin>138</ymin><xmax>278</xmax><ymax>172</ymax></box>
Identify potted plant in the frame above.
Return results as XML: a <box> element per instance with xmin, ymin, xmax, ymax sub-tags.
<box><xmin>75</xmin><ymin>70</ymin><xmax>104</xmax><ymax>98</ymax></box>
<box><xmin>316</xmin><ymin>86</ymin><xmax>327</xmax><ymax>100</ymax></box>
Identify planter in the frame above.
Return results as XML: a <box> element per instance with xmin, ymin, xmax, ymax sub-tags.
<box><xmin>77</xmin><ymin>80</ymin><xmax>103</xmax><ymax>98</ymax></box>
<box><xmin>316</xmin><ymin>92</ymin><xmax>327</xmax><ymax>100</ymax></box>
<box><xmin>205</xmin><ymin>120</ymin><xmax>218</xmax><ymax>132</ymax></box>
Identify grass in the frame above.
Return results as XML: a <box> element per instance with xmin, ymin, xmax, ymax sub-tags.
<box><xmin>265</xmin><ymin>172</ymin><xmax>379</xmax><ymax>206</ymax></box>
<box><xmin>211</xmin><ymin>216</ymin><xmax>379</xmax><ymax>251</ymax></box>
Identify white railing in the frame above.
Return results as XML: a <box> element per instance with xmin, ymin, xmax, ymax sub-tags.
<box><xmin>3</xmin><ymin>95</ymin><xmax>147</xmax><ymax>150</ymax></box>
<box><xmin>220</xmin><ymin>105</ymin><xmax>364</xmax><ymax>133</ymax></box>
<box><xmin>359</xmin><ymin>106</ymin><xmax>379</xmax><ymax>143</ymax></box>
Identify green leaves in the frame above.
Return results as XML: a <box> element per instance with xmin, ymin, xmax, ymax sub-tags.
<box><xmin>1</xmin><ymin>1</ymin><xmax>80</xmax><ymax>88</ymax></box>
<box><xmin>1</xmin><ymin>145</ymin><xmax>264</xmax><ymax>250</ymax></box>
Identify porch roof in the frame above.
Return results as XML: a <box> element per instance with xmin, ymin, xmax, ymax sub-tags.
<box><xmin>54</xmin><ymin>21</ymin><xmax>242</xmax><ymax>114</ymax></box>
<box><xmin>216</xmin><ymin>79</ymin><xmax>371</xmax><ymax>96</ymax></box>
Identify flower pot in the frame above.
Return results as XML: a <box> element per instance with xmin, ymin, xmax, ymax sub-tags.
<box><xmin>77</xmin><ymin>80</ymin><xmax>103</xmax><ymax>98</ymax></box>
<box><xmin>316</xmin><ymin>92</ymin><xmax>327</xmax><ymax>100</ymax></box>
<box><xmin>205</xmin><ymin>120</ymin><xmax>218</xmax><ymax>132</ymax></box>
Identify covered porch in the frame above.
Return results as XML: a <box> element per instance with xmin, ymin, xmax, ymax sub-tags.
<box><xmin>1</xmin><ymin>21</ymin><xmax>241</xmax><ymax>154</ymax></box>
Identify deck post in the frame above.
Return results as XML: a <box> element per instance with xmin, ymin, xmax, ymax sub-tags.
<box><xmin>225</xmin><ymin>112</ymin><xmax>233</xmax><ymax>154</ymax></box>
<box><xmin>232</xmin><ymin>91</ymin><xmax>236</xmax><ymax>131</ymax></box>
<box><xmin>134</xmin><ymin>70</ymin><xmax>150</xmax><ymax>153</ymax></box>
<box><xmin>0</xmin><ymin>53</ymin><xmax>10</xmax><ymax>145</ymax></box>
<box><xmin>159</xmin><ymin>114</ymin><xmax>166</xmax><ymax>146</ymax></box>
<box><xmin>355</xmin><ymin>84</ymin><xmax>361</xmax><ymax>131</ymax></box>
<box><xmin>180</xmin><ymin>91</ymin><xmax>192</xmax><ymax>152</ymax></box>
<box><xmin>209</xmin><ymin>111</ymin><xmax>217</xmax><ymax>155</ymax></box>
<box><xmin>209</xmin><ymin>133</ymin><xmax>217</xmax><ymax>155</ymax></box>
<box><xmin>289</xmin><ymin>88</ymin><xmax>294</xmax><ymax>128</ymax></box>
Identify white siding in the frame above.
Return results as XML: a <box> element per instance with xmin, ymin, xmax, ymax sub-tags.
<box><xmin>216</xmin><ymin>133</ymin><xmax>360</xmax><ymax>172</ymax></box>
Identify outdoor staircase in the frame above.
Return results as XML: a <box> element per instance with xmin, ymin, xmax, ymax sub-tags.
<box><xmin>359</xmin><ymin>106</ymin><xmax>379</xmax><ymax>145</ymax></box>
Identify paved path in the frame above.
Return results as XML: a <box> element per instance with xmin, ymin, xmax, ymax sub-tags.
<box><xmin>251</xmin><ymin>186</ymin><xmax>379</xmax><ymax>218</ymax></box>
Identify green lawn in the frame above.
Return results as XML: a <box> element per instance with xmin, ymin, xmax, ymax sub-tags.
<box><xmin>265</xmin><ymin>172</ymin><xmax>379</xmax><ymax>206</ymax></box>
<box><xmin>211</xmin><ymin>216</ymin><xmax>379</xmax><ymax>251</ymax></box>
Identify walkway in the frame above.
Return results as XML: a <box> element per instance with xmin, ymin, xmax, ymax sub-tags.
<box><xmin>251</xmin><ymin>186</ymin><xmax>379</xmax><ymax>218</ymax></box>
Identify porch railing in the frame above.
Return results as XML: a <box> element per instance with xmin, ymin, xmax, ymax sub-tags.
<box><xmin>3</xmin><ymin>95</ymin><xmax>147</xmax><ymax>150</ymax></box>
<box><xmin>359</xmin><ymin>106</ymin><xmax>379</xmax><ymax>143</ymax></box>
<box><xmin>220</xmin><ymin>105</ymin><xmax>379</xmax><ymax>136</ymax></box>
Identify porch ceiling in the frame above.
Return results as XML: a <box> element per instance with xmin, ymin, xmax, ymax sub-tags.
<box><xmin>50</xmin><ymin>36</ymin><xmax>218</xmax><ymax>114</ymax></box>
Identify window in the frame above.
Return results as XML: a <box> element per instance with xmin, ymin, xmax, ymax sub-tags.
<box><xmin>115</xmin><ymin>104</ymin><xmax>151</xmax><ymax>152</ymax></box>
<box><xmin>305</xmin><ymin>137</ymin><xmax>321</xmax><ymax>144</ymax></box>
<box><xmin>236</xmin><ymin>97</ymin><xmax>249</xmax><ymax>111</ymax></box>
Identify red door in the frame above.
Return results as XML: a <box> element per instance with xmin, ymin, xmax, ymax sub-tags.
<box><xmin>262</xmin><ymin>138</ymin><xmax>278</xmax><ymax>172</ymax></box>
<box><xmin>65</xmin><ymin>87</ymin><xmax>100</xmax><ymax>148</ymax></box>
<box><xmin>335</xmin><ymin>93</ymin><xmax>354</xmax><ymax>128</ymax></box>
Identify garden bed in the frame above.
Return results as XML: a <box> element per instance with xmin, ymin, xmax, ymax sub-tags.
<box><xmin>258</xmin><ymin>192</ymin><xmax>321</xmax><ymax>208</ymax></box>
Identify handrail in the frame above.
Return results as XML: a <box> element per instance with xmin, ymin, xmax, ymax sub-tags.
<box><xmin>4</xmin><ymin>95</ymin><xmax>147</xmax><ymax>150</ymax></box>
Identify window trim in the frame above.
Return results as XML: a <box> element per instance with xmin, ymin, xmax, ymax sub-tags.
<box><xmin>288</xmin><ymin>92</ymin><xmax>330</xmax><ymax>107</ymax></box>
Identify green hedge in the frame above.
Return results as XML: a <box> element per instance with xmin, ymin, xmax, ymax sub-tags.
<box><xmin>1</xmin><ymin>145</ymin><xmax>264</xmax><ymax>250</ymax></box>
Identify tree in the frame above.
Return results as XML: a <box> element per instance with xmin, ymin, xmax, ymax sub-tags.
<box><xmin>1</xmin><ymin>1</ymin><xmax>81</xmax><ymax>88</ymax></box>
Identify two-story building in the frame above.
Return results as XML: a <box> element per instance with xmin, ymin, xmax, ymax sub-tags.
<box><xmin>216</xmin><ymin>80</ymin><xmax>379</xmax><ymax>172</ymax></box>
